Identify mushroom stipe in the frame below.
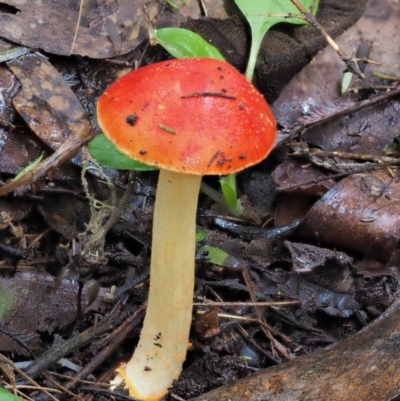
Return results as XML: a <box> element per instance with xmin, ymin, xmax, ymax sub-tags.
<box><xmin>97</xmin><ymin>57</ymin><xmax>277</xmax><ymax>401</ymax></box>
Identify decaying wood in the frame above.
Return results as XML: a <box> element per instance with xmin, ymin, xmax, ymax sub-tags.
<box><xmin>191</xmin><ymin>296</ymin><xmax>400</xmax><ymax>401</ymax></box>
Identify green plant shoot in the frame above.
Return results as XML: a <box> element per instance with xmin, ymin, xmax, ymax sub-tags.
<box><xmin>13</xmin><ymin>152</ymin><xmax>43</xmax><ymax>181</ymax></box>
<box><xmin>166</xmin><ymin>0</ymin><xmax>186</xmax><ymax>10</ymax></box>
<box><xmin>219</xmin><ymin>174</ymin><xmax>244</xmax><ymax>216</ymax></box>
<box><xmin>153</xmin><ymin>28</ymin><xmax>225</xmax><ymax>60</ymax></box>
<box><xmin>235</xmin><ymin>0</ymin><xmax>320</xmax><ymax>80</ymax></box>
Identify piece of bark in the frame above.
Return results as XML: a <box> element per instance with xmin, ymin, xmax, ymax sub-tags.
<box><xmin>190</xmin><ymin>296</ymin><xmax>400</xmax><ymax>401</ymax></box>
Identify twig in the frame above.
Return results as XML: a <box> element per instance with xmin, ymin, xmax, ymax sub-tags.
<box><xmin>242</xmin><ymin>269</ymin><xmax>293</xmax><ymax>360</ymax></box>
<box><xmin>170</xmin><ymin>393</ymin><xmax>187</xmax><ymax>401</ymax></box>
<box><xmin>65</xmin><ymin>304</ymin><xmax>146</xmax><ymax>389</ymax></box>
<box><xmin>0</xmin><ymin>354</ymin><xmax>60</xmax><ymax>401</ymax></box>
<box><xmin>276</xmin><ymin>161</ymin><xmax>396</xmax><ymax>191</ymax></box>
<box><xmin>43</xmin><ymin>373</ymin><xmax>81</xmax><ymax>400</ymax></box>
<box><xmin>194</xmin><ymin>300</ymin><xmax>300</xmax><ymax>307</ymax></box>
<box><xmin>289</xmin><ymin>0</ymin><xmax>364</xmax><ymax>78</ymax></box>
<box><xmin>237</xmin><ymin>325</ymin><xmax>278</xmax><ymax>363</ymax></box>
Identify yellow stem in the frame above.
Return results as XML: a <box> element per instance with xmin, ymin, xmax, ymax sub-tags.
<box><xmin>121</xmin><ymin>169</ymin><xmax>201</xmax><ymax>401</ymax></box>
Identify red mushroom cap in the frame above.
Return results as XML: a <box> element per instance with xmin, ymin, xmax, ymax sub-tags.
<box><xmin>97</xmin><ymin>58</ymin><xmax>276</xmax><ymax>175</ymax></box>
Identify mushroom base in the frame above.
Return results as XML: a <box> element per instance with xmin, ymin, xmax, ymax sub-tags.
<box><xmin>120</xmin><ymin>169</ymin><xmax>201</xmax><ymax>401</ymax></box>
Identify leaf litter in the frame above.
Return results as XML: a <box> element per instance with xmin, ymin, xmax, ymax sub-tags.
<box><xmin>1</xmin><ymin>0</ymin><xmax>400</xmax><ymax>400</ymax></box>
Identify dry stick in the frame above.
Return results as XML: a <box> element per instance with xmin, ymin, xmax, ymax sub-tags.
<box><xmin>79</xmin><ymin>386</ymin><xmax>134</xmax><ymax>400</ymax></box>
<box><xmin>0</xmin><ymin>354</ymin><xmax>60</xmax><ymax>401</ymax></box>
<box><xmin>277</xmin><ymin>161</ymin><xmax>396</xmax><ymax>192</ymax></box>
<box><xmin>23</xmin><ymin>302</ymin><xmax>137</xmax><ymax>379</ymax></box>
<box><xmin>242</xmin><ymin>269</ymin><xmax>294</xmax><ymax>361</ymax></box>
<box><xmin>48</xmin><ymin>371</ymin><xmax>109</xmax><ymax>387</ymax></box>
<box><xmin>277</xmin><ymin>86</ymin><xmax>400</xmax><ymax>191</ymax></box>
<box><xmin>65</xmin><ymin>304</ymin><xmax>146</xmax><ymax>390</ymax></box>
<box><xmin>276</xmin><ymin>85</ymin><xmax>400</xmax><ymax>154</ymax></box>
<box><xmin>301</xmin><ymin>85</ymin><xmax>400</xmax><ymax>132</ymax></box>
<box><xmin>294</xmin><ymin>148</ymin><xmax>400</xmax><ymax>164</ymax></box>
<box><xmin>43</xmin><ymin>374</ymin><xmax>80</xmax><ymax>400</ymax></box>
<box><xmin>289</xmin><ymin>0</ymin><xmax>364</xmax><ymax>78</ymax></box>
<box><xmin>170</xmin><ymin>392</ymin><xmax>188</xmax><ymax>401</ymax></box>
<box><xmin>237</xmin><ymin>325</ymin><xmax>278</xmax><ymax>364</ymax></box>
<box><xmin>12</xmin><ymin>388</ymin><xmax>35</xmax><ymax>401</ymax></box>
<box><xmin>194</xmin><ymin>300</ymin><xmax>300</xmax><ymax>307</ymax></box>
<box><xmin>190</xmin><ymin>296</ymin><xmax>400</xmax><ymax>401</ymax></box>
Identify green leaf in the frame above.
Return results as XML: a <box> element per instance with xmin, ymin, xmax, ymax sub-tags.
<box><xmin>234</xmin><ymin>0</ymin><xmax>320</xmax><ymax>80</ymax></box>
<box><xmin>0</xmin><ymin>387</ymin><xmax>24</xmax><ymax>401</ymax></box>
<box><xmin>88</xmin><ymin>134</ymin><xmax>157</xmax><ymax>171</ymax></box>
<box><xmin>154</xmin><ymin>28</ymin><xmax>225</xmax><ymax>60</ymax></box>
<box><xmin>196</xmin><ymin>229</ymin><xmax>208</xmax><ymax>242</ymax></box>
<box><xmin>199</xmin><ymin>245</ymin><xmax>230</xmax><ymax>266</ymax></box>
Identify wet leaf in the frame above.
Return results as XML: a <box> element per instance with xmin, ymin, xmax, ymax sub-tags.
<box><xmin>0</xmin><ymin>63</ymin><xmax>19</xmax><ymax>124</ymax></box>
<box><xmin>37</xmin><ymin>194</ymin><xmax>90</xmax><ymax>240</ymax></box>
<box><xmin>194</xmin><ymin>308</ymin><xmax>220</xmax><ymax>338</ymax></box>
<box><xmin>301</xmin><ymin>170</ymin><xmax>400</xmax><ymax>265</ymax></box>
<box><xmin>88</xmin><ymin>134</ymin><xmax>157</xmax><ymax>171</ymax></box>
<box><xmin>8</xmin><ymin>53</ymin><xmax>89</xmax><ymax>151</ymax></box>
<box><xmin>0</xmin><ymin>53</ymin><xmax>91</xmax><ymax>196</ymax></box>
<box><xmin>0</xmin><ymin>0</ymin><xmax>161</xmax><ymax>58</ymax></box>
<box><xmin>0</xmin><ymin>129</ymin><xmax>43</xmax><ymax>177</ymax></box>
<box><xmin>0</xmin><ymin>272</ymin><xmax>102</xmax><ymax>355</ymax></box>
<box><xmin>285</xmin><ymin>241</ymin><xmax>353</xmax><ymax>273</ymax></box>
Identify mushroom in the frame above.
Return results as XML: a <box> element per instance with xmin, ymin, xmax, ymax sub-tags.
<box><xmin>97</xmin><ymin>57</ymin><xmax>276</xmax><ymax>401</ymax></box>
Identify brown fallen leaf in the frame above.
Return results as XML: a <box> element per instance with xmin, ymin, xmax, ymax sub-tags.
<box><xmin>0</xmin><ymin>0</ymin><xmax>160</xmax><ymax>58</ymax></box>
<box><xmin>0</xmin><ymin>271</ymin><xmax>101</xmax><ymax>355</ymax></box>
<box><xmin>190</xmin><ymin>295</ymin><xmax>400</xmax><ymax>401</ymax></box>
<box><xmin>9</xmin><ymin>53</ymin><xmax>90</xmax><ymax>151</ymax></box>
<box><xmin>0</xmin><ymin>53</ymin><xmax>92</xmax><ymax>196</ymax></box>
<box><xmin>301</xmin><ymin>169</ymin><xmax>400</xmax><ymax>266</ymax></box>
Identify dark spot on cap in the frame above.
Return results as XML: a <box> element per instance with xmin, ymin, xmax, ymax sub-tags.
<box><xmin>126</xmin><ymin>113</ymin><xmax>138</xmax><ymax>126</ymax></box>
<box><xmin>217</xmin><ymin>66</ymin><xmax>223</xmax><ymax>71</ymax></box>
<box><xmin>139</xmin><ymin>149</ymin><xmax>147</xmax><ymax>154</ymax></box>
<box><xmin>239</xmin><ymin>153</ymin><xmax>247</xmax><ymax>159</ymax></box>
<box><xmin>221</xmin><ymin>88</ymin><xmax>227</xmax><ymax>93</ymax></box>
<box><xmin>239</xmin><ymin>103</ymin><xmax>245</xmax><ymax>110</ymax></box>
<box><xmin>220</xmin><ymin>75</ymin><xmax>224</xmax><ymax>79</ymax></box>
